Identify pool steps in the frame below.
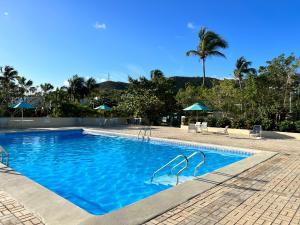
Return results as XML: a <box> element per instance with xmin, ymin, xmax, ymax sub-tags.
<box><xmin>0</xmin><ymin>145</ymin><xmax>9</xmax><ymax>166</ymax></box>
<box><xmin>151</xmin><ymin>151</ymin><xmax>206</xmax><ymax>185</ymax></box>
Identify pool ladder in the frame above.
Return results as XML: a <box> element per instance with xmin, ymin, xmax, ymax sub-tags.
<box><xmin>151</xmin><ymin>151</ymin><xmax>205</xmax><ymax>185</ymax></box>
<box><xmin>138</xmin><ymin>126</ymin><xmax>152</xmax><ymax>140</ymax></box>
<box><xmin>0</xmin><ymin>145</ymin><xmax>9</xmax><ymax>166</ymax></box>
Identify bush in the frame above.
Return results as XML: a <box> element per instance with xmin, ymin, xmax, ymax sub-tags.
<box><xmin>294</xmin><ymin>121</ymin><xmax>300</xmax><ymax>133</ymax></box>
<box><xmin>232</xmin><ymin>117</ymin><xmax>245</xmax><ymax>129</ymax></box>
<box><xmin>216</xmin><ymin>117</ymin><xmax>232</xmax><ymax>128</ymax></box>
<box><xmin>261</xmin><ymin>117</ymin><xmax>273</xmax><ymax>131</ymax></box>
<box><xmin>207</xmin><ymin>117</ymin><xmax>217</xmax><ymax>127</ymax></box>
<box><xmin>278</xmin><ymin>120</ymin><xmax>295</xmax><ymax>132</ymax></box>
<box><xmin>55</xmin><ymin>103</ymin><xmax>100</xmax><ymax>117</ymax></box>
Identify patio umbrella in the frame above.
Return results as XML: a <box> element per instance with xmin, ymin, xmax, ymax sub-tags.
<box><xmin>94</xmin><ymin>104</ymin><xmax>112</xmax><ymax>111</ymax></box>
<box><xmin>183</xmin><ymin>103</ymin><xmax>209</xmax><ymax>121</ymax></box>
<box><xmin>10</xmin><ymin>101</ymin><xmax>34</xmax><ymax>126</ymax></box>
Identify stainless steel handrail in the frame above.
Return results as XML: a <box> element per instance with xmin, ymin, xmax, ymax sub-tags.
<box><xmin>194</xmin><ymin>151</ymin><xmax>206</xmax><ymax>176</ymax></box>
<box><xmin>138</xmin><ymin>126</ymin><xmax>151</xmax><ymax>140</ymax></box>
<box><xmin>170</xmin><ymin>151</ymin><xmax>205</xmax><ymax>177</ymax></box>
<box><xmin>151</xmin><ymin>154</ymin><xmax>188</xmax><ymax>185</ymax></box>
<box><xmin>0</xmin><ymin>145</ymin><xmax>9</xmax><ymax>166</ymax></box>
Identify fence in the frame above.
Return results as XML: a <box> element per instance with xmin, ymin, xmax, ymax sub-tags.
<box><xmin>0</xmin><ymin>117</ymin><xmax>127</xmax><ymax>129</ymax></box>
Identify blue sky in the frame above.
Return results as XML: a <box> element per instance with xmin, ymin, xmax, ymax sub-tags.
<box><xmin>0</xmin><ymin>0</ymin><xmax>300</xmax><ymax>87</ymax></box>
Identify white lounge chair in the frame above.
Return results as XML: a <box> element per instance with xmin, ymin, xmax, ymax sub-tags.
<box><xmin>188</xmin><ymin>123</ymin><xmax>197</xmax><ymax>133</ymax></box>
<box><xmin>195</xmin><ymin>122</ymin><xmax>202</xmax><ymax>132</ymax></box>
<box><xmin>249</xmin><ymin>125</ymin><xmax>262</xmax><ymax>138</ymax></box>
<box><xmin>201</xmin><ymin>122</ymin><xmax>208</xmax><ymax>132</ymax></box>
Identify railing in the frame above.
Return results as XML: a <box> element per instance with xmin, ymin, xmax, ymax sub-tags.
<box><xmin>170</xmin><ymin>151</ymin><xmax>206</xmax><ymax>177</ymax></box>
<box><xmin>138</xmin><ymin>126</ymin><xmax>152</xmax><ymax>140</ymax></box>
<box><xmin>0</xmin><ymin>146</ymin><xmax>9</xmax><ymax>166</ymax></box>
<box><xmin>151</xmin><ymin>154</ymin><xmax>188</xmax><ymax>185</ymax></box>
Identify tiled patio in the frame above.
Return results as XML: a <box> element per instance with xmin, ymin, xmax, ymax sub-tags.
<box><xmin>1</xmin><ymin>126</ymin><xmax>300</xmax><ymax>225</ymax></box>
<box><xmin>144</xmin><ymin>153</ymin><xmax>300</xmax><ymax>225</ymax></box>
<box><xmin>0</xmin><ymin>191</ymin><xmax>44</xmax><ymax>225</ymax></box>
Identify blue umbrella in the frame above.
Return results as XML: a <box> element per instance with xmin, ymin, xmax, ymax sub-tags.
<box><xmin>183</xmin><ymin>103</ymin><xmax>210</xmax><ymax>121</ymax></box>
<box><xmin>12</xmin><ymin>101</ymin><xmax>34</xmax><ymax>109</ymax></box>
<box><xmin>10</xmin><ymin>101</ymin><xmax>34</xmax><ymax>124</ymax></box>
<box><xmin>94</xmin><ymin>104</ymin><xmax>112</xmax><ymax>111</ymax></box>
<box><xmin>183</xmin><ymin>103</ymin><xmax>209</xmax><ymax>111</ymax></box>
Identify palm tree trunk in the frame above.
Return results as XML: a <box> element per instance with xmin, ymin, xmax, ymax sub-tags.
<box><xmin>202</xmin><ymin>58</ymin><xmax>206</xmax><ymax>87</ymax></box>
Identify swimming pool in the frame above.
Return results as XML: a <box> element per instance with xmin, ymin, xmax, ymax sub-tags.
<box><xmin>0</xmin><ymin>130</ymin><xmax>249</xmax><ymax>215</ymax></box>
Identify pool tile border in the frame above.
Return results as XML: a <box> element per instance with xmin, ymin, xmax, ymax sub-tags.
<box><xmin>0</xmin><ymin>128</ymin><xmax>277</xmax><ymax>225</ymax></box>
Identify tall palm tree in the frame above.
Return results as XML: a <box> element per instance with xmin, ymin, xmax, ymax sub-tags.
<box><xmin>234</xmin><ymin>57</ymin><xmax>256</xmax><ymax>90</ymax></box>
<box><xmin>186</xmin><ymin>27</ymin><xmax>228</xmax><ymax>86</ymax></box>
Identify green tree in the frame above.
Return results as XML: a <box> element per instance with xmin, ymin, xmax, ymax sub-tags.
<box><xmin>186</xmin><ymin>27</ymin><xmax>228</xmax><ymax>86</ymax></box>
<box><xmin>150</xmin><ymin>69</ymin><xmax>164</xmax><ymax>80</ymax></box>
<box><xmin>0</xmin><ymin>65</ymin><xmax>18</xmax><ymax>105</ymax></box>
<box><xmin>234</xmin><ymin>57</ymin><xmax>256</xmax><ymax>90</ymax></box>
<box><xmin>67</xmin><ymin>75</ymin><xmax>87</xmax><ymax>101</ymax></box>
<box><xmin>17</xmin><ymin>76</ymin><xmax>33</xmax><ymax>99</ymax></box>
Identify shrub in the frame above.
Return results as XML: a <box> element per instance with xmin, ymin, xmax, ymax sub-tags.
<box><xmin>216</xmin><ymin>117</ymin><xmax>232</xmax><ymax>128</ymax></box>
<box><xmin>232</xmin><ymin>117</ymin><xmax>245</xmax><ymax>129</ymax></box>
<box><xmin>261</xmin><ymin>117</ymin><xmax>273</xmax><ymax>131</ymax></box>
<box><xmin>294</xmin><ymin>121</ymin><xmax>300</xmax><ymax>133</ymax></box>
<box><xmin>278</xmin><ymin>120</ymin><xmax>295</xmax><ymax>132</ymax></box>
<box><xmin>207</xmin><ymin>117</ymin><xmax>217</xmax><ymax>127</ymax></box>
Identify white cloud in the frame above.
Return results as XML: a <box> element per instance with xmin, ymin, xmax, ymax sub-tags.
<box><xmin>3</xmin><ymin>12</ymin><xmax>8</xmax><ymax>16</ymax></box>
<box><xmin>94</xmin><ymin>22</ymin><xmax>106</xmax><ymax>30</ymax></box>
<box><xmin>99</xmin><ymin>78</ymin><xmax>107</xmax><ymax>83</ymax></box>
<box><xmin>187</xmin><ymin>22</ymin><xmax>195</xmax><ymax>30</ymax></box>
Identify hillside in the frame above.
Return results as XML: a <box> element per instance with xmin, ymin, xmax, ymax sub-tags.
<box><xmin>170</xmin><ymin>76</ymin><xmax>220</xmax><ymax>90</ymax></box>
<box><xmin>96</xmin><ymin>76</ymin><xmax>221</xmax><ymax>92</ymax></box>
<box><xmin>96</xmin><ymin>81</ymin><xmax>129</xmax><ymax>90</ymax></box>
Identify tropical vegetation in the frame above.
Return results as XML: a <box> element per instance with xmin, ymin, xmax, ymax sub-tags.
<box><xmin>1</xmin><ymin>27</ymin><xmax>300</xmax><ymax>132</ymax></box>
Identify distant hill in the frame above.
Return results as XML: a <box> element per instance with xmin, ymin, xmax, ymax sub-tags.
<box><xmin>170</xmin><ymin>76</ymin><xmax>220</xmax><ymax>90</ymax></box>
<box><xmin>96</xmin><ymin>81</ymin><xmax>129</xmax><ymax>91</ymax></box>
<box><xmin>95</xmin><ymin>76</ymin><xmax>221</xmax><ymax>92</ymax></box>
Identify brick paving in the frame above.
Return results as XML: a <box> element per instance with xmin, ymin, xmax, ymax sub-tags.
<box><xmin>144</xmin><ymin>154</ymin><xmax>300</xmax><ymax>225</ymax></box>
<box><xmin>0</xmin><ymin>191</ymin><xmax>44</xmax><ymax>225</ymax></box>
<box><xmin>1</xmin><ymin>126</ymin><xmax>300</xmax><ymax>225</ymax></box>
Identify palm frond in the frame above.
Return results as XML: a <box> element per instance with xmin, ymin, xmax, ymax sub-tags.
<box><xmin>186</xmin><ymin>50</ymin><xmax>201</xmax><ymax>57</ymax></box>
<box><xmin>207</xmin><ymin>50</ymin><xmax>226</xmax><ymax>58</ymax></box>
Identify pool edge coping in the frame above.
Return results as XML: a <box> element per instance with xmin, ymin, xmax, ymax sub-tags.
<box><xmin>0</xmin><ymin>127</ymin><xmax>277</xmax><ymax>225</ymax></box>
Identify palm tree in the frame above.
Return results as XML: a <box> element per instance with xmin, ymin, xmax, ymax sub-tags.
<box><xmin>85</xmin><ymin>77</ymin><xmax>97</xmax><ymax>94</ymax></box>
<box><xmin>186</xmin><ymin>27</ymin><xmax>228</xmax><ymax>86</ymax></box>
<box><xmin>0</xmin><ymin>66</ymin><xmax>18</xmax><ymax>105</ymax></box>
<box><xmin>234</xmin><ymin>57</ymin><xmax>256</xmax><ymax>90</ymax></box>
<box><xmin>150</xmin><ymin>69</ymin><xmax>164</xmax><ymax>80</ymax></box>
<box><xmin>40</xmin><ymin>83</ymin><xmax>54</xmax><ymax>95</ymax></box>
<box><xmin>67</xmin><ymin>75</ymin><xmax>86</xmax><ymax>101</ymax></box>
<box><xmin>17</xmin><ymin>76</ymin><xmax>33</xmax><ymax>99</ymax></box>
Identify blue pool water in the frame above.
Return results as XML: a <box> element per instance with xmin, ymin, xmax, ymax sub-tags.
<box><xmin>0</xmin><ymin>130</ymin><xmax>249</xmax><ymax>215</ymax></box>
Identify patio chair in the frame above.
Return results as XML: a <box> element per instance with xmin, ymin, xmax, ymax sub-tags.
<box><xmin>188</xmin><ymin>123</ymin><xmax>197</xmax><ymax>133</ymax></box>
<box><xmin>201</xmin><ymin>122</ymin><xmax>208</xmax><ymax>132</ymax></box>
<box><xmin>214</xmin><ymin>126</ymin><xmax>229</xmax><ymax>135</ymax></box>
<box><xmin>249</xmin><ymin>125</ymin><xmax>262</xmax><ymax>138</ymax></box>
<box><xmin>195</xmin><ymin>122</ymin><xmax>202</xmax><ymax>133</ymax></box>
